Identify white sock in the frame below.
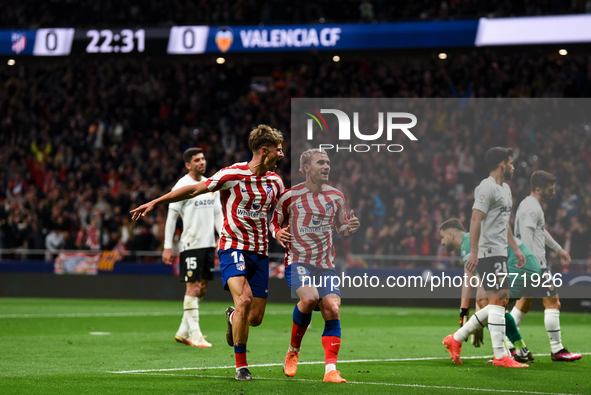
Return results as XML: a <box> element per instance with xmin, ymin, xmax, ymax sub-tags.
<box><xmin>511</xmin><ymin>306</ymin><xmax>526</xmax><ymax>327</ymax></box>
<box><xmin>184</xmin><ymin>295</ymin><xmax>203</xmax><ymax>339</ymax></box>
<box><xmin>289</xmin><ymin>345</ymin><xmax>300</xmax><ymax>353</ymax></box>
<box><xmin>454</xmin><ymin>305</ymin><xmax>489</xmax><ymax>343</ymax></box>
<box><xmin>176</xmin><ymin>311</ymin><xmax>189</xmax><ymax>337</ymax></box>
<box><xmin>325</xmin><ymin>363</ymin><xmax>336</xmax><ymax>374</ymax></box>
<box><xmin>488</xmin><ymin>305</ymin><xmax>507</xmax><ymax>359</ymax></box>
<box><xmin>544</xmin><ymin>309</ymin><xmax>563</xmax><ymax>353</ymax></box>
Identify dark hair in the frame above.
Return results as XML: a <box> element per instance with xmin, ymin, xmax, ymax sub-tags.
<box><xmin>530</xmin><ymin>170</ymin><xmax>556</xmax><ymax>192</ymax></box>
<box><xmin>183</xmin><ymin>147</ymin><xmax>204</xmax><ymax>163</ymax></box>
<box><xmin>439</xmin><ymin>218</ymin><xmax>466</xmax><ymax>232</ymax></box>
<box><xmin>248</xmin><ymin>124</ymin><xmax>283</xmax><ymax>152</ymax></box>
<box><xmin>484</xmin><ymin>147</ymin><xmax>513</xmax><ymax>172</ymax></box>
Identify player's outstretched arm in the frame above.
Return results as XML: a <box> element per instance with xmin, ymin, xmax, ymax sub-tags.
<box><xmin>130</xmin><ymin>182</ymin><xmax>209</xmax><ymax>220</ymax></box>
<box><xmin>508</xmin><ymin>227</ymin><xmax>526</xmax><ymax>268</ymax></box>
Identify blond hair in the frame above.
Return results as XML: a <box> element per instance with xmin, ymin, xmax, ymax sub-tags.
<box><xmin>299</xmin><ymin>148</ymin><xmax>328</xmax><ymax>173</ymax></box>
<box><xmin>248</xmin><ymin>125</ymin><xmax>283</xmax><ymax>152</ymax></box>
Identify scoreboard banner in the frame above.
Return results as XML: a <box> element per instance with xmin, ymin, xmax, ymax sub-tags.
<box><xmin>2</xmin><ymin>14</ymin><xmax>591</xmax><ymax>56</ymax></box>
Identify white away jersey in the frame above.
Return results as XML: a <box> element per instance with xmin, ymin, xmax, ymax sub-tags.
<box><xmin>515</xmin><ymin>195</ymin><xmax>547</xmax><ymax>267</ymax></box>
<box><xmin>165</xmin><ymin>174</ymin><xmax>222</xmax><ymax>252</ymax></box>
<box><xmin>472</xmin><ymin>176</ymin><xmax>513</xmax><ymax>258</ymax></box>
<box><xmin>270</xmin><ymin>183</ymin><xmax>350</xmax><ymax>269</ymax></box>
<box><xmin>205</xmin><ymin>162</ymin><xmax>284</xmax><ymax>255</ymax></box>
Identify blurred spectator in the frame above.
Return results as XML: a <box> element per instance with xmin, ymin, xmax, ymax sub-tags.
<box><xmin>45</xmin><ymin>229</ymin><xmax>64</xmax><ymax>261</ymax></box>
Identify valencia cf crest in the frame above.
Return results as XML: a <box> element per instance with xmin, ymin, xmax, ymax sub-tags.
<box><xmin>215</xmin><ymin>27</ymin><xmax>234</xmax><ymax>53</ymax></box>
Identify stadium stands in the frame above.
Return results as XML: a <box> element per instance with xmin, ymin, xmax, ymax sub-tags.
<box><xmin>1</xmin><ymin>51</ymin><xmax>590</xmax><ymax>273</ymax></box>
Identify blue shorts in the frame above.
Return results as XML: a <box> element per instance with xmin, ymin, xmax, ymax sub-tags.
<box><xmin>285</xmin><ymin>262</ymin><xmax>341</xmax><ymax>299</ymax></box>
<box><xmin>218</xmin><ymin>249</ymin><xmax>269</xmax><ymax>298</ymax></box>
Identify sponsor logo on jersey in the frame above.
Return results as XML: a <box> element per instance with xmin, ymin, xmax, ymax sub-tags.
<box><xmin>241</xmin><ymin>188</ymin><xmax>249</xmax><ymax>193</ymax></box>
<box><xmin>237</xmin><ymin>208</ymin><xmax>267</xmax><ymax>218</ymax></box>
<box><xmin>194</xmin><ymin>199</ymin><xmax>216</xmax><ymax>207</ymax></box>
<box><xmin>252</xmin><ymin>203</ymin><xmax>262</xmax><ymax>211</ymax></box>
<box><xmin>298</xmin><ymin>225</ymin><xmax>332</xmax><ymax>233</ymax></box>
<box><xmin>325</xmin><ymin>203</ymin><xmax>334</xmax><ymax>216</ymax></box>
<box><xmin>311</xmin><ymin>214</ymin><xmax>322</xmax><ymax>226</ymax></box>
<box><xmin>479</xmin><ymin>194</ymin><xmax>486</xmax><ymax>202</ymax></box>
<box><xmin>499</xmin><ymin>206</ymin><xmax>512</xmax><ymax>213</ymax></box>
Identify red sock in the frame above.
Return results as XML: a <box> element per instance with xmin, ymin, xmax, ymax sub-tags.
<box><xmin>234</xmin><ymin>344</ymin><xmax>247</xmax><ymax>368</ymax></box>
<box><xmin>290</xmin><ymin>322</ymin><xmax>308</xmax><ymax>350</ymax></box>
<box><xmin>235</xmin><ymin>352</ymin><xmax>247</xmax><ymax>368</ymax></box>
<box><xmin>321</xmin><ymin>336</ymin><xmax>341</xmax><ymax>365</ymax></box>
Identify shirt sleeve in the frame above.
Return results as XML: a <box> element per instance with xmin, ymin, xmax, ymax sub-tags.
<box><xmin>269</xmin><ymin>191</ymin><xmax>290</xmax><ymax>239</ymax></box>
<box><xmin>205</xmin><ymin>167</ymin><xmax>236</xmax><ymax>192</ymax></box>
<box><xmin>163</xmin><ymin>207</ymin><xmax>180</xmax><ymax>249</ymax></box>
<box><xmin>472</xmin><ymin>183</ymin><xmax>493</xmax><ymax>214</ymax></box>
<box><xmin>213</xmin><ymin>191</ymin><xmax>223</xmax><ymax>235</ymax></box>
<box><xmin>521</xmin><ymin>206</ymin><xmax>540</xmax><ymax>230</ymax></box>
<box><xmin>544</xmin><ymin>229</ymin><xmax>562</xmax><ymax>252</ymax></box>
<box><xmin>334</xmin><ymin>194</ymin><xmax>350</xmax><ymax>236</ymax></box>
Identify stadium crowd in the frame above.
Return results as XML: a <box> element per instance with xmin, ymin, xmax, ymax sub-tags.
<box><xmin>1</xmin><ymin>0</ymin><xmax>589</xmax><ymax>28</ymax></box>
<box><xmin>1</xmin><ymin>50</ymin><xmax>590</xmax><ymax>271</ymax></box>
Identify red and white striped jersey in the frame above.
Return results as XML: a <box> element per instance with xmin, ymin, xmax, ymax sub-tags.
<box><xmin>270</xmin><ymin>182</ymin><xmax>350</xmax><ymax>269</ymax></box>
<box><xmin>205</xmin><ymin>162</ymin><xmax>284</xmax><ymax>255</ymax></box>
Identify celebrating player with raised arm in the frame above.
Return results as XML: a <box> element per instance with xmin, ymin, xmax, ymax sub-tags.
<box><xmin>163</xmin><ymin>148</ymin><xmax>223</xmax><ymax>348</ymax></box>
<box><xmin>511</xmin><ymin>170</ymin><xmax>582</xmax><ymax>362</ymax></box>
<box><xmin>270</xmin><ymin>149</ymin><xmax>359</xmax><ymax>383</ymax></box>
<box><xmin>131</xmin><ymin>125</ymin><xmax>285</xmax><ymax>381</ymax></box>
<box><xmin>443</xmin><ymin>147</ymin><xmax>528</xmax><ymax>368</ymax></box>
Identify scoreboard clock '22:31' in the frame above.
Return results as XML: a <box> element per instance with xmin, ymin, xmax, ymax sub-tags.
<box><xmin>85</xmin><ymin>29</ymin><xmax>145</xmax><ymax>53</ymax></box>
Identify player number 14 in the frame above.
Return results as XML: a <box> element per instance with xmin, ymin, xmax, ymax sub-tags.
<box><xmin>231</xmin><ymin>251</ymin><xmax>244</xmax><ymax>263</ymax></box>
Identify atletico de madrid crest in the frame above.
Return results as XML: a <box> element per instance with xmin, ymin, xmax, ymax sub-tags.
<box><xmin>325</xmin><ymin>203</ymin><xmax>334</xmax><ymax>216</ymax></box>
<box><xmin>215</xmin><ymin>27</ymin><xmax>234</xmax><ymax>53</ymax></box>
<box><xmin>11</xmin><ymin>32</ymin><xmax>27</xmax><ymax>54</ymax></box>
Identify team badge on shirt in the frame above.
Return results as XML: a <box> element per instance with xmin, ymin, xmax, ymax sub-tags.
<box><xmin>325</xmin><ymin>203</ymin><xmax>334</xmax><ymax>216</ymax></box>
<box><xmin>266</xmin><ymin>186</ymin><xmax>274</xmax><ymax>200</ymax></box>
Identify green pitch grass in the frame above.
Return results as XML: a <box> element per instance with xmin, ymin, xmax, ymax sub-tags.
<box><xmin>1</xmin><ymin>298</ymin><xmax>589</xmax><ymax>394</ymax></box>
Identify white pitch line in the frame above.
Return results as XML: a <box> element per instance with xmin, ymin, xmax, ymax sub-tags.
<box><xmin>109</xmin><ymin>353</ymin><xmax>591</xmax><ymax>374</ymax></box>
<box><xmin>0</xmin><ymin>310</ymin><xmax>291</xmax><ymax>319</ymax></box>
<box><xmin>115</xmin><ymin>373</ymin><xmax>579</xmax><ymax>395</ymax></box>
